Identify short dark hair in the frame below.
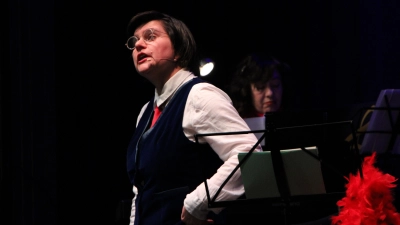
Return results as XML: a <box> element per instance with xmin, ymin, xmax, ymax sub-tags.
<box><xmin>127</xmin><ymin>10</ymin><xmax>199</xmax><ymax>74</ymax></box>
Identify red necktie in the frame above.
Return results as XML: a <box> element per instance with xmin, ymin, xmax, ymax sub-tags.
<box><xmin>150</xmin><ymin>106</ymin><xmax>162</xmax><ymax>127</ymax></box>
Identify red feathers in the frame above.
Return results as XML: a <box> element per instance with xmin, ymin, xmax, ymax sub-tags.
<box><xmin>331</xmin><ymin>152</ymin><xmax>400</xmax><ymax>225</ymax></box>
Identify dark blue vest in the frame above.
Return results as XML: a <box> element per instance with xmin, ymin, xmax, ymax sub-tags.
<box><xmin>127</xmin><ymin>78</ymin><xmax>223</xmax><ymax>225</ymax></box>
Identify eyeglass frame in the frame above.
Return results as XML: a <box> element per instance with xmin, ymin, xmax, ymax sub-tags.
<box><xmin>125</xmin><ymin>28</ymin><xmax>168</xmax><ymax>50</ymax></box>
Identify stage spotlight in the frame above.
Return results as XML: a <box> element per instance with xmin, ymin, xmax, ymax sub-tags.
<box><xmin>199</xmin><ymin>58</ymin><xmax>214</xmax><ymax>76</ymax></box>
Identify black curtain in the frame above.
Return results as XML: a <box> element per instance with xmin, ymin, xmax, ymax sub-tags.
<box><xmin>4</xmin><ymin>0</ymin><xmax>400</xmax><ymax>225</ymax></box>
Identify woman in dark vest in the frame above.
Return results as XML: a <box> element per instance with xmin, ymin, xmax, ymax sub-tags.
<box><xmin>125</xmin><ymin>11</ymin><xmax>262</xmax><ymax>225</ymax></box>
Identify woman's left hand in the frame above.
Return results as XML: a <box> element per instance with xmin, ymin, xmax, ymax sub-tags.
<box><xmin>181</xmin><ymin>206</ymin><xmax>214</xmax><ymax>225</ymax></box>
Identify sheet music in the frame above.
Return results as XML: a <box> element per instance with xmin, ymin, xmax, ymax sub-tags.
<box><xmin>238</xmin><ymin>146</ymin><xmax>326</xmax><ymax>199</ymax></box>
<box><xmin>244</xmin><ymin>117</ymin><xmax>266</xmax><ymax>146</ymax></box>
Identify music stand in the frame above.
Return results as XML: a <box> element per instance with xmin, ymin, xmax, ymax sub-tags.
<box><xmin>356</xmin><ymin>89</ymin><xmax>400</xmax><ymax>211</ymax></box>
<box><xmin>194</xmin><ymin>113</ymin><xmax>361</xmax><ymax>225</ymax></box>
<box><xmin>359</xmin><ymin>89</ymin><xmax>400</xmax><ymax>155</ymax></box>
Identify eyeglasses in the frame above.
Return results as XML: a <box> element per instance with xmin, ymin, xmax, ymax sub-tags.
<box><xmin>125</xmin><ymin>28</ymin><xmax>167</xmax><ymax>50</ymax></box>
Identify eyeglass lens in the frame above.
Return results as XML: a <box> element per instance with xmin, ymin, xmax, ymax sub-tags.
<box><xmin>126</xmin><ymin>29</ymin><xmax>156</xmax><ymax>50</ymax></box>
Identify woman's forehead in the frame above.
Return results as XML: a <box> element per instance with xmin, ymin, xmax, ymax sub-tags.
<box><xmin>271</xmin><ymin>70</ymin><xmax>281</xmax><ymax>78</ymax></box>
<box><xmin>134</xmin><ymin>20</ymin><xmax>164</xmax><ymax>35</ymax></box>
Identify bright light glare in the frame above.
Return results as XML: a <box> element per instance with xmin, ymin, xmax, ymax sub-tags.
<box><xmin>200</xmin><ymin>62</ymin><xmax>214</xmax><ymax>76</ymax></box>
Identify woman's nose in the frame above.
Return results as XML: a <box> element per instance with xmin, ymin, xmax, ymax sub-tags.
<box><xmin>134</xmin><ymin>38</ymin><xmax>147</xmax><ymax>50</ymax></box>
<box><xmin>265</xmin><ymin>86</ymin><xmax>273</xmax><ymax>96</ymax></box>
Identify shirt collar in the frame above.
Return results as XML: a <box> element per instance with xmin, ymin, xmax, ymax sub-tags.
<box><xmin>153</xmin><ymin>69</ymin><xmax>196</xmax><ymax>108</ymax></box>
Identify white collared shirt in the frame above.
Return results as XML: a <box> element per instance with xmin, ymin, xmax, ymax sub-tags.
<box><xmin>130</xmin><ymin>69</ymin><xmax>262</xmax><ymax>223</ymax></box>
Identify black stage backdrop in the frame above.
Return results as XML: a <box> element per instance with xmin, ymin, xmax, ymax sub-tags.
<box><xmin>3</xmin><ymin>0</ymin><xmax>400</xmax><ymax>224</ymax></box>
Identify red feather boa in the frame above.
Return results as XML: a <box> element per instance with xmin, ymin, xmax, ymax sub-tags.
<box><xmin>331</xmin><ymin>152</ymin><xmax>400</xmax><ymax>225</ymax></box>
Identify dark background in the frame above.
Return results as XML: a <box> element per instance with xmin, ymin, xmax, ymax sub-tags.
<box><xmin>2</xmin><ymin>0</ymin><xmax>400</xmax><ymax>224</ymax></box>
